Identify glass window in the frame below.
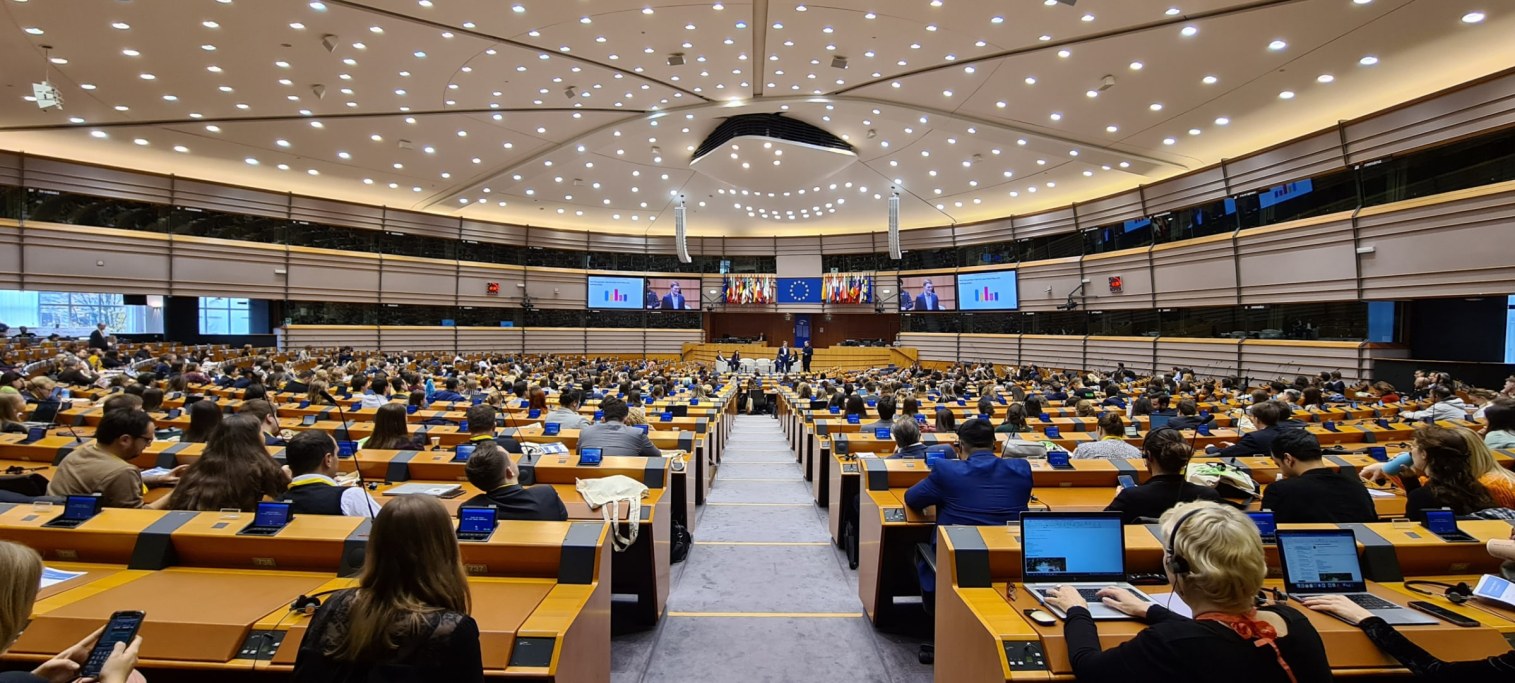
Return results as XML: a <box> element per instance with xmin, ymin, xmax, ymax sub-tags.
<box><xmin>198</xmin><ymin>297</ymin><xmax>251</xmax><ymax>334</ymax></box>
<box><xmin>1157</xmin><ymin>307</ymin><xmax>1240</xmax><ymax>338</ymax></box>
<box><xmin>455</xmin><ymin>306</ymin><xmax>522</xmax><ymax>328</ymax></box>
<box><xmin>1028</xmin><ymin>310</ymin><xmax>1087</xmax><ymax>335</ymax></box>
<box><xmin>381</xmin><ymin>230</ymin><xmax>456</xmax><ymax>260</ymax></box>
<box><xmin>285</xmin><ymin>221</ymin><xmax>379</xmax><ymax>253</ymax></box>
<box><xmin>1240</xmin><ymin>302</ymin><xmax>1367</xmax><ymax>341</ymax></box>
<box><xmin>963</xmin><ymin>312</ymin><xmax>1024</xmax><ymax>334</ymax></box>
<box><xmin>522</xmin><ymin>247</ymin><xmax>587</xmax><ymax>269</ymax></box>
<box><xmin>1151</xmin><ymin>199</ymin><xmax>1237</xmax><ymax>245</ymax></box>
<box><xmin>25</xmin><ymin>190</ymin><xmax>169</xmax><ymax>232</ymax></box>
<box><xmin>171</xmin><ymin>207</ymin><xmax>287</xmax><ymax>243</ymax></box>
<box><xmin>286</xmin><ymin>300</ymin><xmax>379</xmax><ymax>326</ymax></box>
<box><xmin>1235</xmin><ymin>169</ymin><xmax>1359</xmax><ymax>229</ymax></box>
<box><xmin>1082</xmin><ymin>219</ymin><xmax>1153</xmax><ymax>255</ymax></box>
<box><xmin>1358</xmin><ymin>126</ymin><xmax>1515</xmax><ymax>207</ymax></box>
<box><xmin>0</xmin><ymin>184</ymin><xmax>22</xmax><ymax>220</ymax></box>
<box><xmin>525</xmin><ymin>308</ymin><xmax>586</xmax><ymax>327</ymax></box>
<box><xmin>1088</xmin><ymin>309</ymin><xmax>1160</xmax><ymax>337</ymax></box>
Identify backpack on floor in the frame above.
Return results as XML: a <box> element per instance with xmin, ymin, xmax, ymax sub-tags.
<box><xmin>670</xmin><ymin>519</ymin><xmax>693</xmax><ymax>564</ymax></box>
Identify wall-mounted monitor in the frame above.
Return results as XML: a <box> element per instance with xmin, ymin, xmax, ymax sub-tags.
<box><xmin>586</xmin><ymin>275</ymin><xmax>644</xmax><ymax>310</ymax></box>
<box><xmin>645</xmin><ymin>278</ymin><xmax>702</xmax><ymax>311</ymax></box>
<box><xmin>898</xmin><ymin>275</ymin><xmax>956</xmax><ymax>312</ymax></box>
<box><xmin>957</xmin><ymin>270</ymin><xmax>1020</xmax><ymax>311</ymax></box>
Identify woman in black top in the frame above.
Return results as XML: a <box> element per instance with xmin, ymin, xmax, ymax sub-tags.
<box><xmin>1403</xmin><ymin>425</ymin><xmax>1497</xmax><ymax>521</ymax></box>
<box><xmin>1104</xmin><ymin>428</ymin><xmax>1222</xmax><ymax>524</ymax></box>
<box><xmin>1044</xmin><ymin>501</ymin><xmax>1332</xmax><ymax>683</ymax></box>
<box><xmin>292</xmin><ymin>495</ymin><xmax>483</xmax><ymax>683</ymax></box>
<box><xmin>180</xmin><ymin>399</ymin><xmax>223</xmax><ymax>444</ymax></box>
<box><xmin>364</xmin><ymin>403</ymin><xmax>426</xmax><ymax>451</ymax></box>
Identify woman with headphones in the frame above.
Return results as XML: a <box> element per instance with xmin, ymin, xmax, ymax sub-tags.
<box><xmin>1302</xmin><ymin>529</ymin><xmax>1515</xmax><ymax>680</ymax></box>
<box><xmin>1043</xmin><ymin>501</ymin><xmax>1332</xmax><ymax>682</ymax></box>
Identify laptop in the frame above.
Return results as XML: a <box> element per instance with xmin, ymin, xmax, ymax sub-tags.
<box><xmin>455</xmin><ymin>505</ymin><xmax>497</xmax><ymax>542</ymax></box>
<box><xmin>579</xmin><ymin>447</ymin><xmax>603</xmax><ymax>466</ymax></box>
<box><xmin>1275</xmin><ymin>529</ymin><xmax>1437</xmax><ymax>625</ymax></box>
<box><xmin>22</xmin><ymin>399</ymin><xmax>62</xmax><ymax>431</ymax></box>
<box><xmin>42</xmin><ymin>495</ymin><xmax>102</xmax><ymax>529</ymax></box>
<box><xmin>1021</xmin><ymin>512</ymin><xmax>1154</xmax><ymax>620</ymax></box>
<box><xmin>238</xmin><ymin>501</ymin><xmax>294</xmax><ymax>536</ymax></box>
<box><xmin>1247</xmin><ymin>511</ymin><xmax>1277</xmax><ymax>544</ymax></box>
<box><xmin>1147</xmin><ymin>414</ymin><xmax>1171</xmax><ymax>430</ymax></box>
<box><xmin>381</xmin><ymin>483</ymin><xmax>463</xmax><ymax>497</ymax></box>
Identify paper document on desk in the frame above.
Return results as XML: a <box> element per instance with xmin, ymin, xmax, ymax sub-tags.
<box><xmin>40</xmin><ymin>567</ymin><xmax>85</xmax><ymax>589</ymax></box>
<box><xmin>1144</xmin><ymin>592</ymin><xmax>1194</xmax><ymax>618</ymax></box>
<box><xmin>1365</xmin><ymin>488</ymin><xmax>1396</xmax><ymax>498</ymax></box>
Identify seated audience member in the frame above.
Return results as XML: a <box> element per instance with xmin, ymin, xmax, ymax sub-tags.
<box><xmin>1212</xmin><ymin>400</ymin><xmax>1289</xmax><ymax>458</ymax></box>
<box><xmin>0</xmin><ymin>371</ymin><xmax>24</xmax><ymax>399</ymax></box>
<box><xmin>1454</xmin><ymin>427</ymin><xmax>1515</xmax><ymax>508</ymax></box>
<box><xmin>1151</xmin><ymin>394</ymin><xmax>1178</xmax><ymax>417</ymax></box>
<box><xmin>165</xmin><ymin>414</ymin><xmax>289</xmax><ymax>512</ymax></box>
<box><xmin>1106</xmin><ymin>428</ymin><xmax>1222</xmax><ymax>524</ymax></box>
<box><xmin>429</xmin><ymin>377</ymin><xmax>466</xmax><ymax>403</ymax></box>
<box><xmin>1166</xmin><ymin>399</ymin><xmax>1213</xmax><ymax>431</ymax></box>
<box><xmin>283</xmin><ymin>429</ymin><xmax>377</xmax><ymax>518</ymax></box>
<box><xmin>1303</xmin><ymin>531</ymin><xmax>1515</xmax><ymax>680</ymax></box>
<box><xmin>905</xmin><ymin>419</ymin><xmax>1032</xmax><ymax>599</ymax></box>
<box><xmin>1043</xmin><ymin>501</ymin><xmax>1331</xmax><ymax>683</ymax></box>
<box><xmin>995</xmin><ymin>402</ymin><xmax>1029</xmax><ymax>435</ymax></box>
<box><xmin>624</xmin><ymin>405</ymin><xmax>655</xmax><ymax>432</ymax></box>
<box><xmin>180</xmin><ymin>399</ymin><xmax>223</xmax><ymax>443</ymax></box>
<box><xmin>543</xmin><ymin>388</ymin><xmax>591</xmax><ymax>431</ymax></box>
<box><xmin>1261</xmin><ymin>429</ymin><xmax>1377</xmax><ymax>524</ymax></box>
<box><xmin>0</xmin><ymin>541</ymin><xmax>143</xmax><ymax>683</ymax></box>
<box><xmin>1074</xmin><ymin>399</ymin><xmax>1097</xmax><ymax>418</ymax></box>
<box><xmin>139</xmin><ymin>387</ymin><xmax>165</xmax><ymax>413</ymax></box>
<box><xmin>1483</xmin><ymin>398</ymin><xmax>1515</xmax><ymax>450</ymax></box>
<box><xmin>47</xmin><ymin>408</ymin><xmax>182</xmax><ymax>508</ymax></box>
<box><xmin>362</xmin><ymin>403</ymin><xmax>426</xmax><ymax>450</ymax></box>
<box><xmin>0</xmin><ymin>395</ymin><xmax>25</xmax><ymax>433</ymax></box>
<box><xmin>292</xmin><ymin>495</ymin><xmax>483</xmax><ymax>683</ymax></box>
<box><xmin>861</xmin><ymin>395</ymin><xmax>896</xmax><ymax>433</ymax></box>
<box><xmin>888</xmin><ymin>417</ymin><xmax>928</xmax><ymax>460</ymax></box>
<box><xmin>461</xmin><ymin>442</ymin><xmax>568</xmax><ymax>521</ymax></box>
<box><xmin>843</xmin><ymin>394</ymin><xmax>867</xmax><ymax>422</ymax></box>
<box><xmin>1072</xmin><ymin>413</ymin><xmax>1142</xmax><ymax>461</ymax></box>
<box><xmin>56</xmin><ymin>359</ymin><xmax>95</xmax><ymax>387</ymax></box>
<box><xmin>933</xmin><ymin>406</ymin><xmax>956</xmax><ymax>433</ymax></box>
<box><xmin>239</xmin><ymin>398</ymin><xmax>286</xmax><ymax>445</ymax></box>
<box><xmin>1401</xmin><ymin>384</ymin><xmax>1469</xmax><ymax>422</ymax></box>
<box><xmin>578</xmin><ymin>397</ymin><xmax>661</xmax><ymax>457</ymax></box>
<box><xmin>100</xmin><ymin>393</ymin><xmax>143</xmax><ymax>415</ymax></box>
<box><xmin>1400</xmin><ymin>425</ymin><xmax>1499</xmax><ymax>521</ymax></box>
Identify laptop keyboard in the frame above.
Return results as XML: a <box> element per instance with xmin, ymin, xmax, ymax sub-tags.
<box><xmin>1345</xmin><ymin>594</ymin><xmax>1398</xmax><ymax>610</ymax></box>
<box><xmin>1042</xmin><ymin>588</ymin><xmax>1106</xmax><ymax>602</ymax></box>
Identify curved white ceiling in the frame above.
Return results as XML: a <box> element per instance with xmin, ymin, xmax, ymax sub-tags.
<box><xmin>0</xmin><ymin>0</ymin><xmax>1508</xmax><ymax>236</ymax></box>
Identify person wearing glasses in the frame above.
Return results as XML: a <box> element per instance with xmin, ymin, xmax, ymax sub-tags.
<box><xmin>47</xmin><ymin>408</ymin><xmax>184</xmax><ymax>508</ymax></box>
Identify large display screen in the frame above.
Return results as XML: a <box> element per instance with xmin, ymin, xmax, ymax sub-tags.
<box><xmin>645</xmin><ymin>278</ymin><xmax>701</xmax><ymax>311</ymax></box>
<box><xmin>898</xmin><ymin>275</ymin><xmax>955</xmax><ymax>312</ymax></box>
<box><xmin>957</xmin><ymin>270</ymin><xmax>1020</xmax><ymax>311</ymax></box>
<box><xmin>586</xmin><ymin>275</ymin><xmax>644</xmax><ymax>310</ymax></box>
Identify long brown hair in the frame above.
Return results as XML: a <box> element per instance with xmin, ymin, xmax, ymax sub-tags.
<box><xmin>166</xmin><ymin>414</ymin><xmax>288</xmax><ymax>511</ymax></box>
<box><xmin>330</xmin><ymin>495</ymin><xmax>471</xmax><ymax>661</ymax></box>
<box><xmin>0</xmin><ymin>541</ymin><xmax>42</xmax><ymax>653</ymax></box>
<box><xmin>365</xmin><ymin>403</ymin><xmax>415</xmax><ymax>450</ymax></box>
<box><xmin>1414</xmin><ymin>425</ymin><xmax>1497</xmax><ymax>514</ymax></box>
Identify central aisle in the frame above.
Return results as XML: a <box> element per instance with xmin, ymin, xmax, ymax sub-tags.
<box><xmin>612</xmin><ymin>415</ymin><xmax>933</xmax><ymax>682</ymax></box>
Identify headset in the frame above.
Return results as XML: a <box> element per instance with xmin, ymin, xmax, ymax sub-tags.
<box><xmin>290</xmin><ymin>588</ymin><xmax>349</xmax><ymax>614</ymax></box>
<box><xmin>1402</xmin><ymin>579</ymin><xmax>1474</xmax><ymax>605</ymax></box>
<box><xmin>1164</xmin><ymin>507</ymin><xmax>1206</xmax><ymax>576</ymax></box>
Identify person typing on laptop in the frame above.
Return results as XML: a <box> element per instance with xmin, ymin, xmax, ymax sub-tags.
<box><xmin>904</xmin><ymin>418</ymin><xmax>1032</xmax><ymax>602</ymax></box>
<box><xmin>1300</xmin><ymin>530</ymin><xmax>1515</xmax><ymax>681</ymax></box>
<box><xmin>1043</xmin><ymin>502</ymin><xmax>1331</xmax><ymax>683</ymax></box>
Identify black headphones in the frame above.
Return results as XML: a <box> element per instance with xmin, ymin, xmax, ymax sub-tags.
<box><xmin>1403</xmin><ymin>580</ymin><xmax>1474</xmax><ymax>605</ymax></box>
<box><xmin>1165</xmin><ymin>507</ymin><xmax>1206</xmax><ymax>576</ymax></box>
<box><xmin>290</xmin><ymin>588</ymin><xmax>347</xmax><ymax>614</ymax></box>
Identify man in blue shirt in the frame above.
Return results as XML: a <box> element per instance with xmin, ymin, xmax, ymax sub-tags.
<box><xmin>430</xmin><ymin>377</ymin><xmax>465</xmax><ymax>403</ymax></box>
<box><xmin>904</xmin><ymin>418</ymin><xmax>1033</xmax><ymax>599</ymax></box>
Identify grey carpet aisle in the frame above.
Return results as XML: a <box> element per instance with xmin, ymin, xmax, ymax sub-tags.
<box><xmin>612</xmin><ymin>415</ymin><xmax>933</xmax><ymax>683</ymax></box>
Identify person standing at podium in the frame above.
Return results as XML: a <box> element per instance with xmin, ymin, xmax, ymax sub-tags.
<box><xmin>293</xmin><ymin>495</ymin><xmax>483</xmax><ymax>682</ymax></box>
<box><xmin>801</xmin><ymin>341</ymin><xmax>813</xmax><ymax>373</ymax></box>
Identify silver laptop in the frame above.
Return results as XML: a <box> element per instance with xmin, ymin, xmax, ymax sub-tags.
<box><xmin>1022</xmin><ymin>512</ymin><xmax>1154</xmax><ymax>620</ymax></box>
<box><xmin>381</xmin><ymin>483</ymin><xmax>462</xmax><ymax>497</ymax></box>
<box><xmin>1275</xmin><ymin>529</ymin><xmax>1436</xmax><ymax>625</ymax></box>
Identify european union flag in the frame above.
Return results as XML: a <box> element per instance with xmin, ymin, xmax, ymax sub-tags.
<box><xmin>777</xmin><ymin>277</ymin><xmax>823</xmax><ymax>303</ymax></box>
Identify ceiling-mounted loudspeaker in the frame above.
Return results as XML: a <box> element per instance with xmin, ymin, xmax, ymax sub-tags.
<box><xmin>831</xmin><ymin>56</ymin><xmax>848</xmax><ymax>69</ymax></box>
<box><xmin>321</xmin><ymin>34</ymin><xmax>339</xmax><ymax>53</ymax></box>
<box><xmin>667</xmin><ymin>53</ymin><xmax>685</xmax><ymax>66</ymax></box>
<box><xmin>675</xmin><ymin>196</ymin><xmax>691</xmax><ymax>263</ymax></box>
<box><xmin>1054</xmin><ymin>0</ymin><xmax>1077</xmax><ymax>5</ymax></box>
<box><xmin>888</xmin><ymin>191</ymin><xmax>902</xmax><ymax>260</ymax></box>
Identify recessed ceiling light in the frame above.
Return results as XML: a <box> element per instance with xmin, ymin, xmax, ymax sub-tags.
<box><xmin>1166</xmin><ymin>7</ymin><xmax>1181</xmax><ymax>15</ymax></box>
<box><xmin>1057</xmin><ymin>49</ymin><xmax>1071</xmax><ymax>58</ymax></box>
<box><xmin>80</xmin><ymin>83</ymin><xmax>96</xmax><ymax>90</ymax></box>
<box><xmin>133</xmin><ymin>138</ymin><xmax>149</xmax><ymax>146</ymax></box>
<box><xmin>1278</xmin><ymin>90</ymin><xmax>1296</xmax><ymax>99</ymax></box>
<box><xmin>173</xmin><ymin>145</ymin><xmax>189</xmax><ymax>153</ymax></box>
<box><xmin>1461</xmin><ymin>11</ymin><xmax>1485</xmax><ymax>24</ymax></box>
<box><xmin>290</xmin><ymin>22</ymin><xmax>305</xmax><ymax>29</ymax></box>
<box><xmin>1359</xmin><ymin>55</ymin><xmax>1379</xmax><ymax>65</ymax></box>
<box><xmin>244</xmin><ymin>158</ymin><xmax>259</xmax><ymax>165</ymax></box>
<box><xmin>1149</xmin><ymin>102</ymin><xmax>1163</xmax><ymax>111</ymax></box>
<box><xmin>276</xmin><ymin>139</ymin><xmax>291</xmax><ymax>147</ymax></box>
<box><xmin>1106</xmin><ymin>125</ymin><xmax>1119</xmax><ymax>133</ymax></box>
<box><xmin>370</xmin><ymin>25</ymin><xmax>383</xmax><ymax>33</ymax></box>
<box><xmin>23</xmin><ymin>27</ymin><xmax>43</xmax><ymax>35</ymax></box>
<box><xmin>111</xmin><ymin>22</ymin><xmax>130</xmax><ymax>30</ymax></box>
<box><xmin>121</xmin><ymin>48</ymin><xmax>140</xmax><ymax>56</ymax></box>
<box><xmin>1268</xmin><ymin>39</ymin><xmax>1287</xmax><ymax>51</ymax></box>
<box><xmin>207</xmin><ymin>125</ymin><xmax>222</xmax><ymax>132</ymax></box>
<box><xmin>1162</xmin><ymin>137</ymin><xmax>1176</xmax><ymax>145</ymax></box>
<box><xmin>1024</xmin><ymin>76</ymin><xmax>1037</xmax><ymax>85</ymax></box>
<box><xmin>1317</xmin><ymin>73</ymin><xmax>1335</xmax><ymax>83</ymax></box>
<box><xmin>49</xmin><ymin>56</ymin><xmax>68</xmax><ymax>64</ymax></box>
<box><xmin>139</xmin><ymin>73</ymin><xmax>156</xmax><ymax>80</ymax></box>
<box><xmin>1049</xmin><ymin>112</ymin><xmax>1062</xmax><ymax>121</ymax></box>
<box><xmin>206</xmin><ymin>65</ymin><xmax>221</xmax><ymax>73</ymax></box>
<box><xmin>90</xmin><ymin>130</ymin><xmax>108</xmax><ymax>139</ymax></box>
<box><xmin>1129</xmin><ymin>61</ymin><xmax>1144</xmax><ymax>70</ymax></box>
<box><xmin>1214</xmin><ymin>117</ymin><xmax>1230</xmax><ymax>125</ymax></box>
<box><xmin>202</xmin><ymin>20</ymin><xmax>220</xmax><ymax>28</ymax></box>
<box><xmin>201</xmin><ymin>44</ymin><xmax>217</xmax><ymax>51</ymax></box>
<box><xmin>1180</xmin><ymin>25</ymin><xmax>1198</xmax><ymax>37</ymax></box>
<box><xmin>162</xmin><ymin>94</ymin><xmax>177</xmax><ymax>101</ymax></box>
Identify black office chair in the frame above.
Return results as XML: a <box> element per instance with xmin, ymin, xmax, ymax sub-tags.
<box><xmin>915</xmin><ymin>542</ymin><xmax>938</xmax><ymax>664</ymax></box>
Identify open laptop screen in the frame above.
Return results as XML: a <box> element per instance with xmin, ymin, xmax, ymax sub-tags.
<box><xmin>1276</xmin><ymin>530</ymin><xmax>1365</xmax><ymax>594</ymax></box>
<box><xmin>1021</xmin><ymin>512</ymin><xmax>1126</xmax><ymax>582</ymax></box>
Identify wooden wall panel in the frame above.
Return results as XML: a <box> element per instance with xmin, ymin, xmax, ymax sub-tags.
<box><xmin>958</xmin><ymin>334</ymin><xmax>1018</xmax><ymax>367</ymax></box>
<box><xmin>0</xmin><ymin>151</ymin><xmax>21</xmax><ymax>185</ymax></box>
<box><xmin>1015</xmin><ymin>257</ymin><xmax>1083</xmax><ymax>312</ymax></box>
<box><xmin>456</xmin><ymin>327</ymin><xmax>523</xmax><ymax>355</ymax></box>
<box><xmin>1020</xmin><ymin>335</ymin><xmax>1084</xmax><ymax>372</ymax></box>
<box><xmin>1156</xmin><ymin>339</ymin><xmax>1241</xmax><ymax>378</ymax></box>
<box><xmin>379</xmin><ymin>327</ymin><xmax>456</xmax><ymax>352</ymax></box>
<box><xmin>722</xmin><ymin>237</ymin><xmax>777</xmax><ymax>256</ymax></box>
<box><xmin>645</xmin><ymin>329</ymin><xmax>701</xmax><ymax>354</ymax></box>
<box><xmin>173</xmin><ymin>179</ymin><xmax>289</xmax><ymax>220</ymax></box>
<box><xmin>523</xmin><ymin>269</ymin><xmax>587</xmax><ymax>310</ymax></box>
<box><xmin>524</xmin><ymin>328</ymin><xmax>586</xmax><ymax>355</ymax></box>
<box><xmin>898</xmin><ymin>333</ymin><xmax>957</xmax><ymax>363</ymax></box>
<box><xmin>289</xmin><ymin>196</ymin><xmax>383</xmax><ymax>232</ymax></box>
<box><xmin>1151</xmin><ymin>234</ymin><xmax>1238</xmax><ymax>308</ymax></box>
<box><xmin>899</xmin><ymin>226</ymin><xmax>956</xmax><ymax>252</ymax></box>
<box><xmin>1357</xmin><ymin>182</ymin><xmax>1515</xmax><ymax>300</ymax></box>
<box><xmin>952</xmin><ymin>218</ymin><xmax>1013</xmax><ymax>247</ymax></box>
<box><xmin>286</xmin><ymin>248</ymin><xmax>381</xmax><ymax>303</ymax></box>
<box><xmin>821</xmin><ymin>233</ymin><xmax>879</xmax><ymax>255</ymax></box>
<box><xmin>587</xmin><ymin>233</ymin><xmax>649</xmax><ymax>255</ymax></box>
<box><xmin>1235</xmin><ymin>214</ymin><xmax>1358</xmax><ymax>305</ymax></box>
<box><xmin>0</xmin><ymin>223</ymin><xmax>21</xmax><ymax>289</ymax></box>
<box><xmin>1143</xmin><ymin>167</ymin><xmax>1227</xmax><ymax>216</ymax></box>
<box><xmin>384</xmin><ymin>210</ymin><xmax>457</xmax><ymax>240</ymax></box>
<box><xmin>585</xmin><ymin>329</ymin><xmax>636</xmax><ymax>355</ymax></box>
<box><xmin>1076</xmin><ymin>191</ymin><xmax>1145</xmax><ymax>229</ymax></box>
<box><xmin>1080</xmin><ymin>248</ymin><xmax>1153</xmax><ymax>310</ymax></box>
<box><xmin>1013</xmin><ymin>208</ymin><xmax>1077</xmax><ymax>240</ymax></box>
<box><xmin>773</xmin><ymin>236</ymin><xmax>821</xmax><ymax>256</ymax></box>
<box><xmin>278</xmin><ymin>325</ymin><xmax>381</xmax><ymax>351</ymax></box>
<box><xmin>21</xmin><ymin>224</ymin><xmax>169</xmax><ymax>295</ymax></box>
<box><xmin>170</xmin><ymin>237</ymin><xmax>286</xmax><ymax>299</ymax></box>
<box><xmin>457</xmin><ymin>261</ymin><xmax>526</xmax><ymax>308</ymax></box>
<box><xmin>1241</xmin><ymin>340</ymin><xmax>1363</xmax><ymax>383</ymax></box>
<box><xmin>1225</xmin><ymin>131</ymin><xmax>1345</xmax><ymax>196</ymax></box>
<box><xmin>1345</xmin><ymin>75</ymin><xmax>1515</xmax><ymax>164</ymax></box>
<box><xmin>379</xmin><ymin>256</ymin><xmax>459</xmax><ymax>307</ymax></box>
<box><xmin>527</xmin><ymin>227</ymin><xmax>589</xmax><ymax>251</ymax></box>
<box><xmin>459</xmin><ymin>219</ymin><xmax>527</xmax><ymax>246</ymax></box>
<box><xmin>23</xmin><ymin>158</ymin><xmax>172</xmax><ymax>204</ymax></box>
<box><xmin>1084</xmin><ymin>337</ymin><xmax>1155</xmax><ymax>376</ymax></box>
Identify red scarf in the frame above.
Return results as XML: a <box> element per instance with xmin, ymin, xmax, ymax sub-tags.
<box><xmin>1194</xmin><ymin>610</ymin><xmax>1298</xmax><ymax>683</ymax></box>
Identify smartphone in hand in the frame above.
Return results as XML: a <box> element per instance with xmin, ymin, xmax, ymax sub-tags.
<box><xmin>81</xmin><ymin>610</ymin><xmax>144</xmax><ymax>679</ymax></box>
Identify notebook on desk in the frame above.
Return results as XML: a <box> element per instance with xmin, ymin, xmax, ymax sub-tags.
<box><xmin>381</xmin><ymin>483</ymin><xmax>463</xmax><ymax>497</ymax></box>
<box><xmin>1021</xmin><ymin>512</ymin><xmax>1153</xmax><ymax>620</ymax></box>
<box><xmin>1275</xmin><ymin>529</ymin><xmax>1436</xmax><ymax>625</ymax></box>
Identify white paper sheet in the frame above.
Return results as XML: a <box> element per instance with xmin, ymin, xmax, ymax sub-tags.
<box><xmin>40</xmin><ymin>567</ymin><xmax>85</xmax><ymax>589</ymax></box>
<box><xmin>1144</xmin><ymin>592</ymin><xmax>1195</xmax><ymax>618</ymax></box>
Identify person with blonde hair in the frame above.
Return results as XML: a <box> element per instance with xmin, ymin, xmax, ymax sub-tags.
<box><xmin>292</xmin><ymin>495</ymin><xmax>482</xmax><ymax>681</ymax></box>
<box><xmin>0</xmin><ymin>541</ymin><xmax>142</xmax><ymax>683</ymax></box>
<box><xmin>1074</xmin><ymin>399</ymin><xmax>1096</xmax><ymax>418</ymax></box>
<box><xmin>1455</xmin><ymin>426</ymin><xmax>1515</xmax><ymax>509</ymax></box>
<box><xmin>1044</xmin><ymin>501</ymin><xmax>1331</xmax><ymax>682</ymax></box>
